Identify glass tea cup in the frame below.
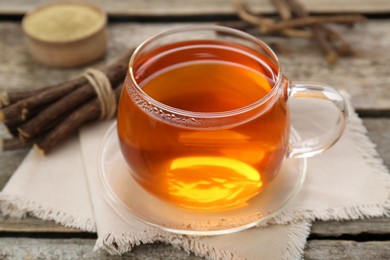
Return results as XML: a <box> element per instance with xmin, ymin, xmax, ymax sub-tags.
<box><xmin>117</xmin><ymin>25</ymin><xmax>347</xmax><ymax>213</ymax></box>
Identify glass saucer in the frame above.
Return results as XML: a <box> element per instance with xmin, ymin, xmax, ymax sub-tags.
<box><xmin>98</xmin><ymin>123</ymin><xmax>307</xmax><ymax>235</ymax></box>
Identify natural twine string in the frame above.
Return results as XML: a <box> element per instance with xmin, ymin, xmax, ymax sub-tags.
<box><xmin>82</xmin><ymin>68</ymin><xmax>116</xmax><ymax>120</ymax></box>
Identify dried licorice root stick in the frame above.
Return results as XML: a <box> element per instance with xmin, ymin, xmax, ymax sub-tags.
<box><xmin>0</xmin><ymin>77</ymin><xmax>87</xmax><ymax>121</ymax></box>
<box><xmin>35</xmin><ymin>85</ymin><xmax>123</xmax><ymax>155</ymax></box>
<box><xmin>0</xmin><ymin>85</ymin><xmax>58</xmax><ymax>108</ymax></box>
<box><xmin>271</xmin><ymin>0</ymin><xmax>312</xmax><ymax>38</ymax></box>
<box><xmin>3</xmin><ymin>118</ymin><xmax>23</xmax><ymax>136</ymax></box>
<box><xmin>232</xmin><ymin>0</ymin><xmax>312</xmax><ymax>38</ymax></box>
<box><xmin>3</xmin><ymin>104</ymin><xmax>53</xmax><ymax>137</ymax></box>
<box><xmin>273</xmin><ymin>0</ymin><xmax>292</xmax><ymax>20</ymax></box>
<box><xmin>18</xmin><ymin>109</ymin><xmax>76</xmax><ymax>144</ymax></box>
<box><xmin>17</xmin><ymin>50</ymin><xmax>132</xmax><ymax>142</ymax></box>
<box><xmin>232</xmin><ymin>0</ymin><xmax>274</xmax><ymax>26</ymax></box>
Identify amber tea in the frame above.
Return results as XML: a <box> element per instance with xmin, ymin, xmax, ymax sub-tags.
<box><xmin>117</xmin><ymin>39</ymin><xmax>290</xmax><ymax>211</ymax></box>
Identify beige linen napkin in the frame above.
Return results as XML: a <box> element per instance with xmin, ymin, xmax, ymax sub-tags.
<box><xmin>1</xmin><ymin>92</ymin><xmax>389</xmax><ymax>259</ymax></box>
<box><xmin>0</xmin><ymin>135</ymin><xmax>95</xmax><ymax>231</ymax></box>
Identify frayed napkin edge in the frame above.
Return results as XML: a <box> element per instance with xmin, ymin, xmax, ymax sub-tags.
<box><xmin>94</xmin><ymin>229</ymin><xmax>239</xmax><ymax>259</ymax></box>
<box><xmin>94</xmin><ymin>227</ymin><xmax>178</xmax><ymax>255</ymax></box>
<box><xmin>94</xmin><ymin>221</ymin><xmax>311</xmax><ymax>260</ymax></box>
<box><xmin>178</xmin><ymin>237</ymin><xmax>242</xmax><ymax>260</ymax></box>
<box><xmin>0</xmin><ymin>193</ymin><xmax>96</xmax><ymax>232</ymax></box>
<box><xmin>282</xmin><ymin>221</ymin><xmax>311</xmax><ymax>260</ymax></box>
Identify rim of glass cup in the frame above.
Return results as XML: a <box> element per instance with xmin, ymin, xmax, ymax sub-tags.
<box><xmin>128</xmin><ymin>25</ymin><xmax>283</xmax><ymax>119</ymax></box>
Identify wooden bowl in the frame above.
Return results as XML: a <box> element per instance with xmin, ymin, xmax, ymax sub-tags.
<box><xmin>22</xmin><ymin>2</ymin><xmax>108</xmax><ymax>68</ymax></box>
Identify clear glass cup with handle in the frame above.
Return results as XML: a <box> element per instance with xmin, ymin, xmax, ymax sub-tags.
<box><xmin>113</xmin><ymin>25</ymin><xmax>347</xmax><ymax>232</ymax></box>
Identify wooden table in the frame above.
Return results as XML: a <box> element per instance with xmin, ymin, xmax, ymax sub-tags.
<box><xmin>0</xmin><ymin>1</ymin><xmax>389</xmax><ymax>259</ymax></box>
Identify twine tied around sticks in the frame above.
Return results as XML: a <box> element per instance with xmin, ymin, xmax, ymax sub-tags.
<box><xmin>82</xmin><ymin>68</ymin><xmax>116</xmax><ymax>120</ymax></box>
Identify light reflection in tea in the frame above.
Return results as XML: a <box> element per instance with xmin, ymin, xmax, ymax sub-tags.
<box><xmin>166</xmin><ymin>156</ymin><xmax>262</xmax><ymax>210</ymax></box>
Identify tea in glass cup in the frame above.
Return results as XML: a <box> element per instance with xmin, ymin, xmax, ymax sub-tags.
<box><xmin>117</xmin><ymin>26</ymin><xmax>347</xmax><ymax>211</ymax></box>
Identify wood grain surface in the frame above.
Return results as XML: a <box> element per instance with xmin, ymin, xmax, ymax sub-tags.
<box><xmin>1</xmin><ymin>0</ymin><xmax>390</xmax><ymax>16</ymax></box>
<box><xmin>0</xmin><ymin>4</ymin><xmax>389</xmax><ymax>258</ymax></box>
<box><xmin>0</xmin><ymin>238</ymin><xmax>203</xmax><ymax>259</ymax></box>
<box><xmin>0</xmin><ymin>238</ymin><xmax>389</xmax><ymax>259</ymax></box>
<box><xmin>305</xmin><ymin>240</ymin><xmax>390</xmax><ymax>260</ymax></box>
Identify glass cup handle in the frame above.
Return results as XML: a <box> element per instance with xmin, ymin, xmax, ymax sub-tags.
<box><xmin>287</xmin><ymin>81</ymin><xmax>348</xmax><ymax>158</ymax></box>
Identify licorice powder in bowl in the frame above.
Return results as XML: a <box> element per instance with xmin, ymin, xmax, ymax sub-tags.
<box><xmin>22</xmin><ymin>2</ymin><xmax>107</xmax><ymax>68</ymax></box>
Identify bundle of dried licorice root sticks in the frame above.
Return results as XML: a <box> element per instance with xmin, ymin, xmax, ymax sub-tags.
<box><xmin>228</xmin><ymin>0</ymin><xmax>366</xmax><ymax>63</ymax></box>
<box><xmin>0</xmin><ymin>50</ymin><xmax>133</xmax><ymax>154</ymax></box>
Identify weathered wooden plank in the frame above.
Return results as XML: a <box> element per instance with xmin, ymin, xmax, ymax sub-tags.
<box><xmin>0</xmin><ymin>21</ymin><xmax>389</xmax><ymax>111</ymax></box>
<box><xmin>0</xmin><ymin>238</ymin><xmax>202</xmax><ymax>260</ymax></box>
<box><xmin>0</xmin><ymin>215</ymin><xmax>81</xmax><ymax>233</ymax></box>
<box><xmin>311</xmin><ymin>218</ymin><xmax>390</xmax><ymax>237</ymax></box>
<box><xmin>364</xmin><ymin>118</ymin><xmax>390</xmax><ymax>167</ymax></box>
<box><xmin>0</xmin><ymin>237</ymin><xmax>389</xmax><ymax>259</ymax></box>
<box><xmin>305</xmin><ymin>240</ymin><xmax>390</xmax><ymax>260</ymax></box>
<box><xmin>0</xmin><ymin>127</ymin><xmax>28</xmax><ymax>191</ymax></box>
<box><xmin>2</xmin><ymin>215</ymin><xmax>388</xmax><ymax>238</ymax></box>
<box><xmin>0</xmin><ymin>0</ymin><xmax>389</xmax><ymax>16</ymax></box>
